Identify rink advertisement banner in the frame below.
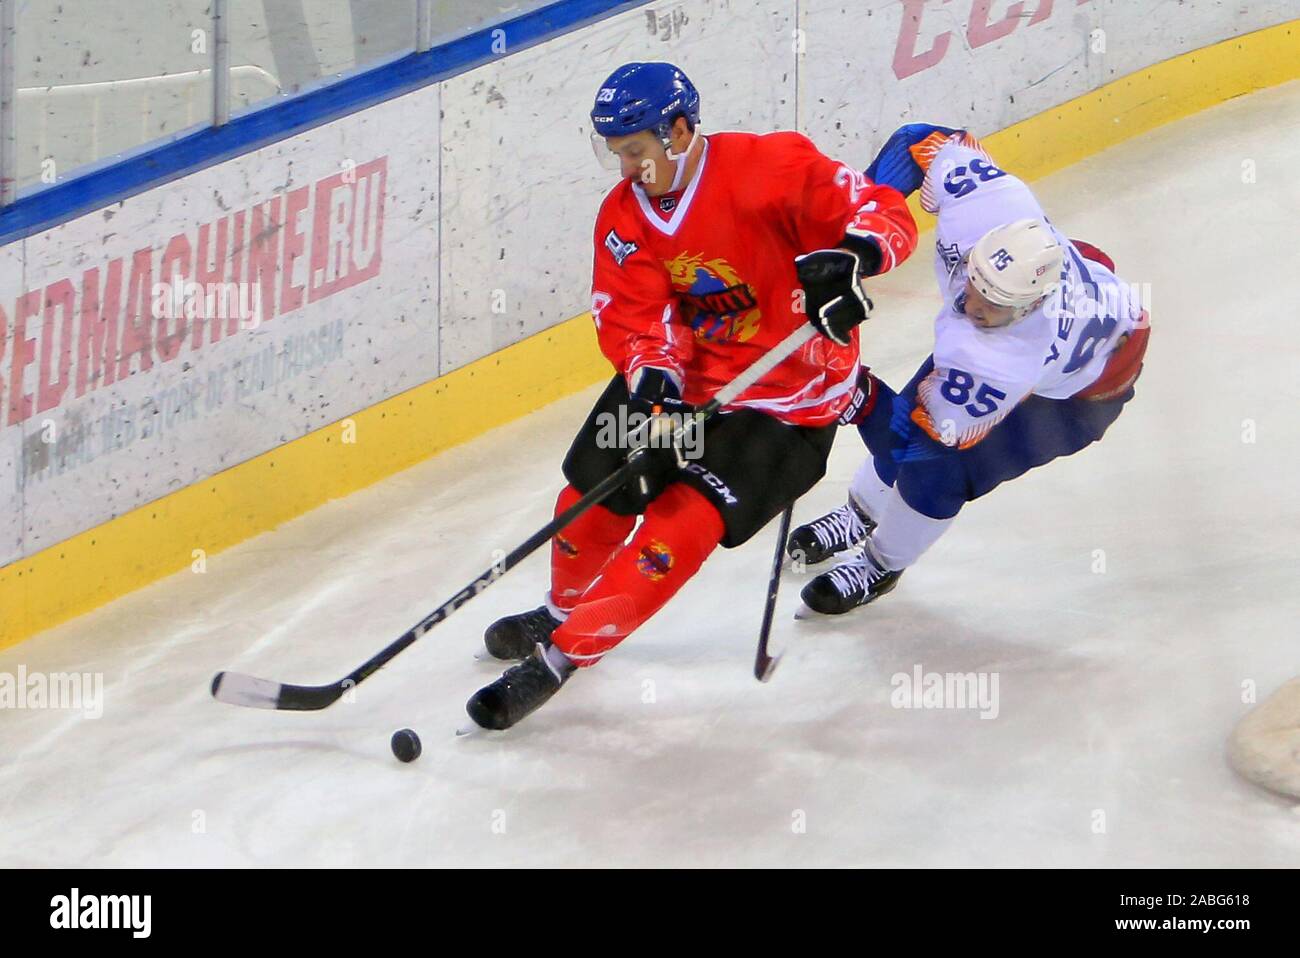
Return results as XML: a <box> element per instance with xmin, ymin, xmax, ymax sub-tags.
<box><xmin>799</xmin><ymin>0</ymin><xmax>1300</xmax><ymax>161</ymax></box>
<box><xmin>2</xmin><ymin>0</ymin><xmax>1297</xmax><ymax>570</ymax></box>
<box><xmin>0</xmin><ymin>91</ymin><xmax>439</xmax><ymax>566</ymax></box>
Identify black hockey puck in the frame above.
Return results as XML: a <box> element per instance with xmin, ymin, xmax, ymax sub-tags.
<box><xmin>390</xmin><ymin>728</ymin><xmax>422</xmax><ymax>763</ymax></box>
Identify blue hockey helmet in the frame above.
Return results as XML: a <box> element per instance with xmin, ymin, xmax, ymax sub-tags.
<box><xmin>590</xmin><ymin>62</ymin><xmax>700</xmax><ymax>140</ymax></box>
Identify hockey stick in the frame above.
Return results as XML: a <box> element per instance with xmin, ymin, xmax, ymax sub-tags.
<box><xmin>211</xmin><ymin>322</ymin><xmax>820</xmax><ymax>711</ymax></box>
<box><xmin>754</xmin><ymin>503</ymin><xmax>794</xmax><ymax>682</ymax></box>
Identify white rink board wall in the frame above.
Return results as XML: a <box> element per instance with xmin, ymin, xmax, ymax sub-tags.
<box><xmin>436</xmin><ymin>0</ymin><xmax>1299</xmax><ymax>369</ymax></box>
<box><xmin>437</xmin><ymin>1</ymin><xmax>799</xmax><ymax>372</ymax></box>
<box><xmin>1</xmin><ymin>0</ymin><xmax>1295</xmax><ymax>566</ymax></box>
<box><xmin>0</xmin><ymin>92</ymin><xmax>441</xmax><ymax>566</ymax></box>
<box><xmin>799</xmin><ymin>0</ymin><xmax>1300</xmax><ymax>159</ymax></box>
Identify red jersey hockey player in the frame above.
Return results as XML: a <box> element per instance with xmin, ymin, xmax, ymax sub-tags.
<box><xmin>465</xmin><ymin>62</ymin><xmax>917</xmax><ymax>730</ymax></box>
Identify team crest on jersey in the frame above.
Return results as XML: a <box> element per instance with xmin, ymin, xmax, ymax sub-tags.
<box><xmin>636</xmin><ymin>540</ymin><xmax>675</xmax><ymax>581</ymax></box>
<box><xmin>663</xmin><ymin>252</ymin><xmax>761</xmax><ymax>343</ymax></box>
<box><xmin>604</xmin><ymin>229</ymin><xmax>639</xmax><ymax>266</ymax></box>
<box><xmin>937</xmin><ymin>240</ymin><xmax>962</xmax><ymax>272</ymax></box>
<box><xmin>658</xmin><ymin>196</ymin><xmax>678</xmax><ymax>213</ymax></box>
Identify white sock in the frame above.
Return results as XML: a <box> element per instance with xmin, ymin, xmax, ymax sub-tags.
<box><xmin>544</xmin><ymin>594</ymin><xmax>572</xmax><ymax>622</ymax></box>
<box><xmin>542</xmin><ymin>642</ymin><xmax>575</xmax><ymax>677</ymax></box>
<box><xmin>868</xmin><ymin>485</ymin><xmax>957</xmax><ymax>570</ymax></box>
<box><xmin>849</xmin><ymin>457</ymin><xmax>894</xmax><ymax>520</ymax></box>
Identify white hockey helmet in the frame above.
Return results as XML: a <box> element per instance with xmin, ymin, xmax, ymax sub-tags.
<box><xmin>967</xmin><ymin>219</ymin><xmax>1064</xmax><ymax>310</ymax></box>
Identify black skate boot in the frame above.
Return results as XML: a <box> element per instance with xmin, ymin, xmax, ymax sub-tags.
<box><xmin>466</xmin><ymin>645</ymin><xmax>574</xmax><ymax>730</ymax></box>
<box><xmin>787</xmin><ymin>498</ymin><xmax>875</xmax><ymax>566</ymax></box>
<box><xmin>798</xmin><ymin>543</ymin><xmax>903</xmax><ymax>616</ymax></box>
<box><xmin>483</xmin><ymin>606</ymin><xmax>561</xmax><ymax>660</ymax></box>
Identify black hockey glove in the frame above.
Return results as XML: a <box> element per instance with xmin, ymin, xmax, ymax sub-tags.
<box><xmin>624</xmin><ymin>368</ymin><xmax>696</xmax><ymax>511</ymax></box>
<box><xmin>795</xmin><ymin>248</ymin><xmax>875</xmax><ymax>346</ymax></box>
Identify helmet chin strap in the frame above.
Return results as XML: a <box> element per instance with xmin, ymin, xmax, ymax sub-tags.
<box><xmin>663</xmin><ymin>125</ymin><xmax>702</xmax><ymax>192</ymax></box>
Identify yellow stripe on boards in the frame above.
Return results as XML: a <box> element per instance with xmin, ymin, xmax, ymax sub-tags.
<box><xmin>0</xmin><ymin>316</ymin><xmax>607</xmax><ymax>647</ymax></box>
<box><xmin>2</xmin><ymin>19</ymin><xmax>1298</xmax><ymax>648</ymax></box>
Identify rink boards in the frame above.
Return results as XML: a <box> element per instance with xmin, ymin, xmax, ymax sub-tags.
<box><xmin>1</xmin><ymin>2</ymin><xmax>1298</xmax><ymax>645</ymax></box>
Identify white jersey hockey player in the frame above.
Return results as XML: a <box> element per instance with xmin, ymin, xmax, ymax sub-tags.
<box><xmin>788</xmin><ymin>124</ymin><xmax>1150</xmax><ymax>614</ymax></box>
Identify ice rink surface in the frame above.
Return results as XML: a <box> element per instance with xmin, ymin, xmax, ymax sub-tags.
<box><xmin>3</xmin><ymin>82</ymin><xmax>1300</xmax><ymax>868</ymax></box>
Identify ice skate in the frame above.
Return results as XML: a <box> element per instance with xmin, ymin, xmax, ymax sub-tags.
<box><xmin>796</xmin><ymin>544</ymin><xmax>903</xmax><ymax>617</ymax></box>
<box><xmin>466</xmin><ymin>646</ymin><xmax>574</xmax><ymax>730</ymax></box>
<box><xmin>482</xmin><ymin>606</ymin><xmax>562</xmax><ymax>660</ymax></box>
<box><xmin>786</xmin><ymin>499</ymin><xmax>875</xmax><ymax>566</ymax></box>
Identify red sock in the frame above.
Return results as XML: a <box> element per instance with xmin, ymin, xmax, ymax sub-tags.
<box><xmin>552</xmin><ymin>483</ymin><xmax>725</xmax><ymax>667</ymax></box>
<box><xmin>549</xmin><ymin>484</ymin><xmax>636</xmax><ymax>614</ymax></box>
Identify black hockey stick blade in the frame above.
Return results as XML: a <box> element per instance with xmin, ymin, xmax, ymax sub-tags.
<box><xmin>754</xmin><ymin>503</ymin><xmax>795</xmax><ymax>682</ymax></box>
<box><xmin>210</xmin><ymin>671</ymin><xmax>347</xmax><ymax>711</ymax></box>
<box><xmin>755</xmin><ymin>650</ymin><xmax>782</xmax><ymax>684</ymax></box>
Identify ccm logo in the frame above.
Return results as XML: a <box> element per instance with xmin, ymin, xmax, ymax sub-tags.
<box><xmin>894</xmin><ymin>0</ymin><xmax>1088</xmax><ymax>80</ymax></box>
<box><xmin>684</xmin><ymin>463</ymin><xmax>738</xmax><ymax>506</ymax></box>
